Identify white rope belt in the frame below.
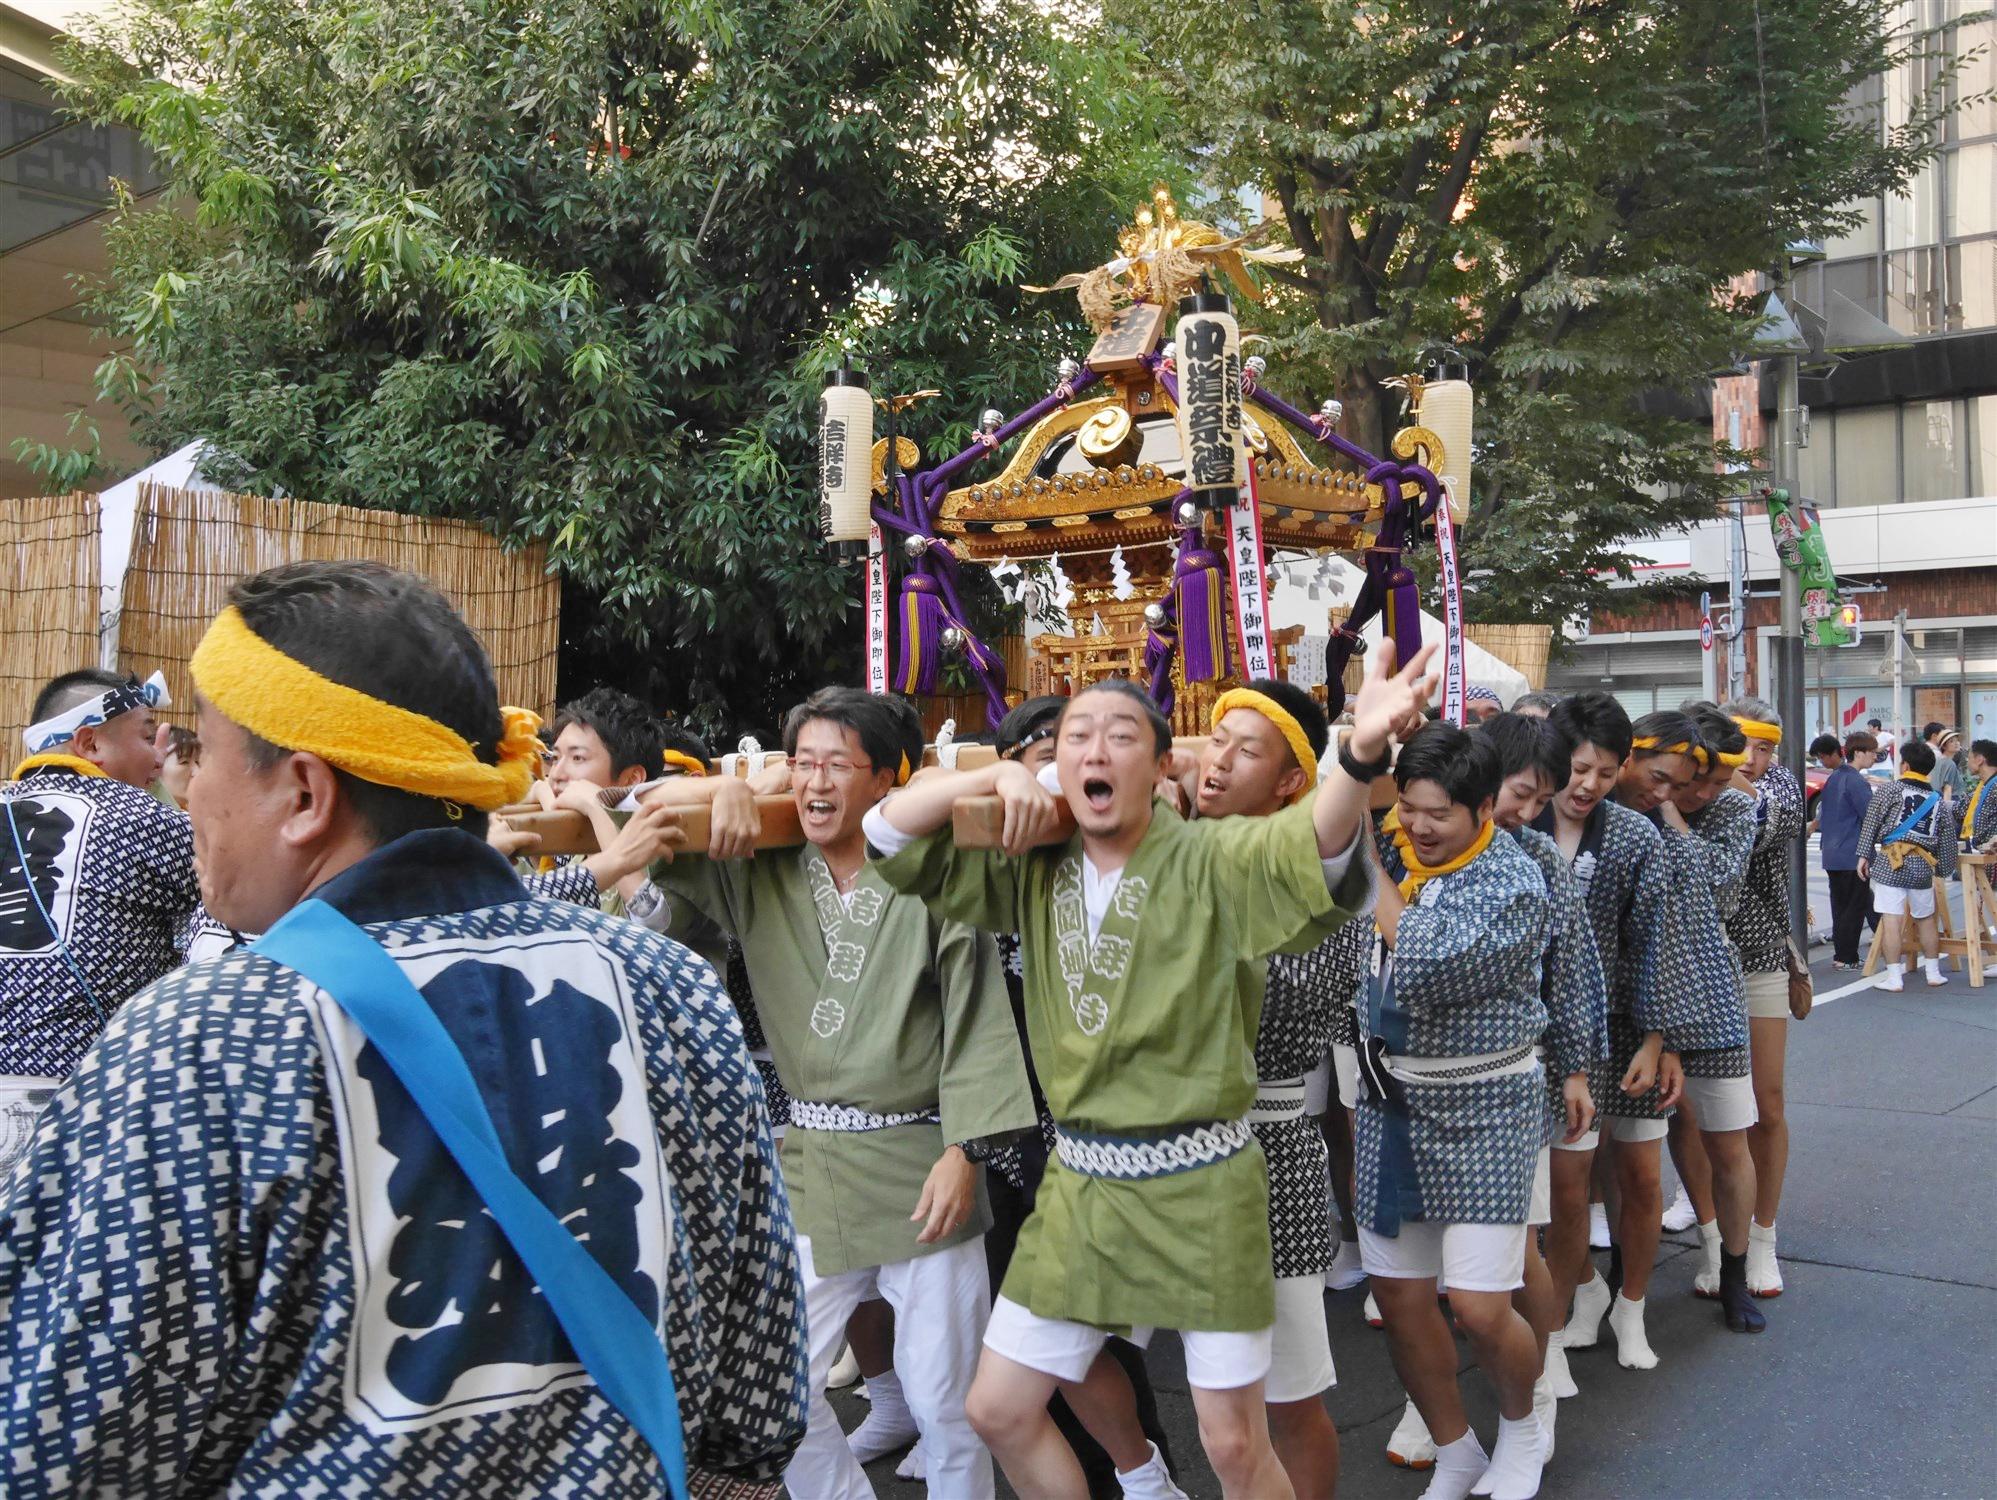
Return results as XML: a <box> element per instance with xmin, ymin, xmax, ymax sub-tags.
<box><xmin>1053</xmin><ymin>1118</ymin><xmax>1253</xmax><ymax>1181</ymax></box>
<box><xmin>1383</xmin><ymin>1044</ymin><xmax>1539</xmax><ymax>1088</ymax></box>
<box><xmin>789</xmin><ymin>1100</ymin><xmax>940</xmax><ymax>1133</ymax></box>
<box><xmin>1248</xmin><ymin>1077</ymin><xmax>1309</xmax><ymax>1124</ymax></box>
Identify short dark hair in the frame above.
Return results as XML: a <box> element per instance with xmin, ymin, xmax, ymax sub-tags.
<box><xmin>30</xmin><ymin>668</ymin><xmax>129</xmax><ymax>726</ymax></box>
<box><xmin>997</xmin><ymin>695</ymin><xmax>1066</xmax><ymax>758</ymax></box>
<box><xmin>661</xmin><ymin>724</ymin><xmax>712</xmax><ymax>767</ymax></box>
<box><xmin>1512</xmin><ymin>690</ymin><xmax>1561</xmax><ymax>715</ymax></box>
<box><xmin>782</xmin><ymin>687</ymin><xmax>924</xmax><ymax>781</ymax></box>
<box><xmin>1900</xmin><ymin>738</ymin><xmax>1936</xmax><ymax>774</ymax></box>
<box><xmin>1971</xmin><ymin>738</ymin><xmax>1997</xmax><ymax>764</ymax></box>
<box><xmin>1060</xmin><ymin>679</ymin><xmax>1171</xmax><ymax>756</ymax></box>
<box><xmin>1478</xmin><ymin>711</ymin><xmax>1572</xmax><ymax>792</ymax></box>
<box><xmin>162</xmin><ymin>724</ymin><xmax>200</xmax><ymax>762</ymax></box>
<box><xmin>1682</xmin><ymin>700</ymin><xmax>1747</xmax><ymax>760</ymax></box>
<box><xmin>1239</xmin><ymin>677</ymin><xmax>1330</xmax><ymax>765</ymax></box>
<box><xmin>228</xmin><ymin>561</ymin><xmax>502</xmax><ymax>842</ymax></box>
<box><xmin>1394</xmin><ymin>720</ymin><xmax>1501</xmax><ymax>812</ymax></box>
<box><xmin>553</xmin><ymin>686</ymin><xmax>665</xmax><ymax>778</ymax></box>
<box><xmin>1628</xmin><ymin>708</ymin><xmax>1704</xmax><ymax>760</ymax></box>
<box><xmin>1843</xmin><ymin>730</ymin><xmax>1878</xmax><ymax>756</ymax></box>
<box><xmin>1808</xmin><ymin>733</ymin><xmax>1841</xmax><ymax>759</ymax></box>
<box><xmin>1923</xmin><ymin>721</ymin><xmax>1945</xmax><ymax>741</ymax></box>
<box><xmin>1550</xmin><ymin>690</ymin><xmax>1633</xmax><ymax>763</ymax></box>
<box><xmin>1867</xmin><ymin>718</ymin><xmax>1883</xmax><ymax>729</ymax></box>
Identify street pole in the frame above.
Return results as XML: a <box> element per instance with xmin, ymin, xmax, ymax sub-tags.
<box><xmin>1772</xmin><ymin>338</ymin><xmax>1809</xmax><ymax>936</ymax></box>
<box><xmin>1728</xmin><ymin>499</ymin><xmax>1748</xmax><ymax>699</ymax></box>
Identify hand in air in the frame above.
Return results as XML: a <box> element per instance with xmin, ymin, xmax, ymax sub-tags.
<box><xmin>1347</xmin><ymin>641</ymin><xmax>1440</xmax><ymax>762</ymax></box>
<box><xmin>993</xmin><ymin>760</ymin><xmax>1062</xmax><ymax>856</ymax></box>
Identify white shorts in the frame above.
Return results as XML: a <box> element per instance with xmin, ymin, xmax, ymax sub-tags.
<box><xmin>1873</xmin><ymin>882</ymin><xmax>1936</xmax><ymax>919</ymax></box>
<box><xmin>1743</xmin><ymin>970</ymin><xmax>1790</xmax><ymax>1021</ymax></box>
<box><xmin>1266</xmin><ymin>1275</ymin><xmax>1336</xmax><ymax>1401</ymax></box>
<box><xmin>1680</xmin><ymin>1073</ymin><xmax>1760</xmax><ymax>1133</ymax></box>
<box><xmin>1553</xmin><ymin>1127</ymin><xmax>1598</xmax><ymax>1153</ymax></box>
<box><xmin>1303</xmin><ymin>1058</ymin><xmax>1332</xmax><ymax>1117</ymax></box>
<box><xmin>983</xmin><ymin>1295</ymin><xmax>1274</xmax><ymax>1391</ymax></box>
<box><xmin>1528</xmin><ymin>1146</ymin><xmax>1552</xmax><ymax>1226</ymax></box>
<box><xmin>1604</xmin><ymin>1114</ymin><xmax>1670</xmax><ymax>1144</ymax></box>
<box><xmin>1357</xmin><ymin>1221</ymin><xmax>1527</xmax><ymax>1293</ymax></box>
<box><xmin>1331</xmin><ymin>1042</ymin><xmax>1359</xmax><ymax>1112</ymax></box>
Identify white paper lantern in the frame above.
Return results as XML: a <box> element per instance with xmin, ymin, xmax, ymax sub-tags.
<box><xmin>818</xmin><ymin>364</ymin><xmax>874</xmax><ymax>543</ymax></box>
<box><xmin>1419</xmin><ymin>373</ymin><xmax>1473</xmax><ymax>524</ymax></box>
<box><xmin>1174</xmin><ymin>291</ymin><xmax>1246</xmax><ymax>507</ymax></box>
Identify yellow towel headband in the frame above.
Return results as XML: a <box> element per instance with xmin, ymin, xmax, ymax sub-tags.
<box><xmin>661</xmin><ymin>749</ymin><xmax>707</xmax><ymax>777</ymax></box>
<box><xmin>1631</xmin><ymin>736</ymin><xmax>1693</xmax><ymax>755</ymax></box>
<box><xmin>1717</xmin><ymin>749</ymin><xmax>1749</xmax><ymax>768</ymax></box>
<box><xmin>190</xmin><ymin>605</ymin><xmax>541</xmax><ymax>812</ymax></box>
<box><xmin>1211</xmin><ymin>688</ymin><xmax>1319</xmax><ymax>803</ymax></box>
<box><xmin>1733</xmin><ymin>717</ymin><xmax>1781</xmax><ymax>746</ymax></box>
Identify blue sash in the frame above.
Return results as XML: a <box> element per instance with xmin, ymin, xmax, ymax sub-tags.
<box><xmin>1883</xmin><ymin>789</ymin><xmax>1940</xmax><ymax>847</ymax></box>
<box><xmin>253</xmin><ymin>900</ymin><xmax>687</xmax><ymax>1499</ymax></box>
<box><xmin>1362</xmin><ymin>932</ymin><xmax>1424</xmax><ymax>1237</ymax></box>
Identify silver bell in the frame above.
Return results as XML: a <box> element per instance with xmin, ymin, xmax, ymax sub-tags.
<box><xmin>1244</xmin><ymin>355</ymin><xmax>1268</xmax><ymax>379</ymax></box>
<box><xmin>940</xmin><ymin>626</ymin><xmax>967</xmax><ymax>654</ymax></box>
<box><xmin>1318</xmin><ymin>398</ymin><xmax>1344</xmax><ymax>425</ymax></box>
<box><xmin>979</xmin><ymin>407</ymin><xmax>1004</xmax><ymax>433</ymax></box>
<box><xmin>1056</xmin><ymin>356</ymin><xmax>1081</xmax><ymax>383</ymax></box>
<box><xmin>1348</xmin><ymin>634</ymin><xmax>1368</xmax><ymax>656</ymax></box>
<box><xmin>1174</xmin><ymin>499</ymin><xmax>1200</xmax><ymax>527</ymax></box>
<box><xmin>903</xmin><ymin>534</ymin><xmax>931</xmax><ymax>560</ymax></box>
<box><xmin>1143</xmin><ymin>602</ymin><xmax>1169</xmax><ymax>629</ymax></box>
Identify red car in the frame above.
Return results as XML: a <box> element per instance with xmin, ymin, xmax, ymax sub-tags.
<box><xmin>1803</xmin><ymin>762</ymin><xmax>1831</xmax><ymax>820</ymax></box>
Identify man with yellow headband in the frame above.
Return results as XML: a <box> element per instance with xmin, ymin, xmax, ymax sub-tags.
<box><xmin>1719</xmin><ymin>696</ymin><xmax>1806</xmax><ymax>1300</ymax></box>
<box><xmin>1</xmin><ymin>665</ymin><xmax>197</xmax><ymax>1178</ymax></box>
<box><xmin>645</xmin><ymin>685</ymin><xmax>1036</xmax><ymax>1500</ymax></box>
<box><xmin>1359</xmin><ymin>719</ymin><xmax>1552</xmax><ymax>1500</ymax></box>
<box><xmin>1857</xmin><ymin>736</ymin><xmax>1958</xmax><ymax>990</ymax></box>
<box><xmin>0</xmin><ymin>562</ymin><xmax>809</xmax><ymax>1495</ymax></box>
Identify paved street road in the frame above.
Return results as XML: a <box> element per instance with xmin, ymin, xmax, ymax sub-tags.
<box><xmin>840</xmin><ymin>883</ymin><xmax>1997</xmax><ymax>1498</ymax></box>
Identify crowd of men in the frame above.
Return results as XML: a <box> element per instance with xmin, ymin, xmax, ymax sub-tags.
<box><xmin>3</xmin><ymin>558</ymin><xmax>1994</xmax><ymax>1500</ymax></box>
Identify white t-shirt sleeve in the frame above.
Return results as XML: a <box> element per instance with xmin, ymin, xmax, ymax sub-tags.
<box><xmin>862</xmin><ymin>799</ymin><xmax>917</xmax><ymax>858</ymax></box>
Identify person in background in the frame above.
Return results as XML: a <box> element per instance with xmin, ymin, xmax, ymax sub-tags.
<box><xmin>1964</xmin><ymin>739</ymin><xmax>1997</xmax><ymax>852</ymax></box>
<box><xmin>1466</xmin><ymin>684</ymin><xmax>1503</xmax><ymax>724</ymax></box>
<box><xmin>1858</xmin><ymin>738</ymin><xmax>1958</xmax><ymax>991</ymax></box>
<box><xmin>1512</xmin><ymin>691</ymin><xmax>1561</xmax><ymax>719</ymax></box>
<box><xmin>1808</xmin><ymin>734</ymin><xmax>1843</xmax><ymax>772</ymax></box>
<box><xmin>1817</xmin><ymin>731</ymin><xmax>1879</xmax><ymax>969</ymax></box>
<box><xmin>1866</xmin><ymin>721</ymin><xmax>1895</xmax><ymax>777</ymax></box>
<box><xmin>1925</xmin><ymin>723</ymin><xmax>1965</xmax><ymax>803</ymax></box>
<box><xmin>159</xmin><ymin>725</ymin><xmax>200</xmax><ymax>809</ymax></box>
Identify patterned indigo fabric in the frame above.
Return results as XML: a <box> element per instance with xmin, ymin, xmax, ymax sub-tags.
<box><xmin>1858</xmin><ymin>777</ymin><xmax>1961</xmax><ymax>891</ymax></box>
<box><xmin>0</xmin><ymin>831</ymin><xmax>808</xmax><ymax>1497</ymax></box>
<box><xmin>176</xmin><ymin>902</ymin><xmax>240</xmax><ymax>966</ymax></box>
<box><xmin>1506</xmin><ymin>826</ymin><xmax>1608</xmax><ymax>1140</ymax></box>
<box><xmin>1664</xmin><ymin>789</ymin><xmax>1757</xmax><ymax>1061</ymax></box>
<box><xmin>1728</xmin><ymin>764</ymin><xmax>1803</xmax><ymax>973</ymax></box>
<box><xmin>523</xmin><ymin>858</ymin><xmax>603</xmax><ymax>908</ymax></box>
<box><xmin>1967</xmin><ymin>775</ymin><xmax>1997</xmax><ymax>847</ymax></box>
<box><xmin>1356</xmin><ymin>831</ymin><xmax>1548</xmax><ymax>1229</ymax></box>
<box><xmin>1259</xmin><ymin>919</ymin><xmax>1367</xmax><ymax>1276</ymax></box>
<box><xmin>0</xmin><ymin>767</ymin><xmax>199</xmax><ymax>1077</ymax></box>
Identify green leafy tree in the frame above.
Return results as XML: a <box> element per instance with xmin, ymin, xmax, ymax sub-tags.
<box><xmin>1104</xmin><ymin>0</ymin><xmax>1955</xmax><ymax>630</ymax></box>
<box><xmin>55</xmin><ymin>0</ymin><xmax>1175</xmax><ymax>732</ymax></box>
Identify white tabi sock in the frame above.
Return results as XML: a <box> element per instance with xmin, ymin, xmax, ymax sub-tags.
<box><xmin>1563</xmin><ymin>1269</ymin><xmax>1610</xmax><ymax>1348</ymax></box>
<box><xmin>1420</xmin><ymin>1430</ymin><xmax>1491</xmax><ymax>1500</ymax></box>
<box><xmin>1588</xmin><ymin>1201</ymin><xmax>1611</xmax><ymax>1249</ymax></box>
<box><xmin>1533</xmin><ymin>1373</ymin><xmax>1558</xmax><ymax>1465</ymax></box>
<box><xmin>1878</xmin><ymin>961</ymin><xmax>1906</xmax><ymax>991</ymax></box>
<box><xmin>1748</xmin><ymin>1219</ymin><xmax>1784</xmax><ymax>1296</ymax></box>
<box><xmin>1544</xmin><ymin>1329</ymin><xmax>1578</xmax><ymax>1399</ymax></box>
<box><xmin>1364</xmin><ymin>1288</ymin><xmax>1384</xmax><ymax>1327</ymax></box>
<box><xmin>894</xmin><ymin>1440</ymin><xmax>926</xmax><ymax>1482</ymax></box>
<box><xmin>1693</xmin><ymin>1219</ymin><xmax>1722</xmax><ymax>1297</ymax></box>
<box><xmin>1388</xmin><ymin>1398</ymin><xmax>1438</xmax><ymax>1468</ymax></box>
<box><xmin>1115</xmin><ymin>1440</ymin><xmax>1188</xmax><ymax>1499</ymax></box>
<box><xmin>1924</xmin><ymin>956</ymin><xmax>1948</xmax><ymax>986</ymax></box>
<box><xmin>845</xmin><ymin>1369</ymin><xmax>918</xmax><ymax>1462</ymax></box>
<box><xmin>1608</xmin><ymin>1292</ymin><xmax>1659</xmax><ymax>1369</ymax></box>
<box><xmin>1474</xmin><ymin>1414</ymin><xmax>1547</xmax><ymax>1500</ymax></box>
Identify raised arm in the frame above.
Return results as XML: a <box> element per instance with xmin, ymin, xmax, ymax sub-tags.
<box><xmin>876</xmin><ymin>758</ymin><xmax>1063</xmax><ymax>855</ymax></box>
<box><xmin>1313</xmin><ymin>641</ymin><xmax>1438</xmax><ymax>861</ymax></box>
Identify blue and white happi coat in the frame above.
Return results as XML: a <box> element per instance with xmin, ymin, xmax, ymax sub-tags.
<box><xmin>1728</xmin><ymin>764</ymin><xmax>1803</xmax><ymax>974</ymax></box>
<box><xmin>1356</xmin><ymin>830</ymin><xmax>1549</xmax><ymax>1234</ymax></box>
<box><xmin>1858</xmin><ymin>775</ymin><xmax>1961</xmax><ymax>890</ymax></box>
<box><xmin>1535</xmin><ymin>798</ymin><xmax>1695</xmax><ymax>1121</ymax></box>
<box><xmin>1666</xmin><ymin>788</ymin><xmax>1757</xmax><ymax>1077</ymax></box>
<box><xmin>1505</xmin><ymin>826</ymin><xmax>1609</xmax><ymax>1142</ymax></box>
<box><xmin>0</xmin><ymin>831</ymin><xmax>808</xmax><ymax>1497</ymax></box>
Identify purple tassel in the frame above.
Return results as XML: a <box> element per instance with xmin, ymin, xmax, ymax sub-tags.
<box><xmin>1385</xmin><ymin>565</ymin><xmax>1422</xmax><ymax>672</ymax></box>
<box><xmin>895</xmin><ymin>572</ymin><xmax>946</xmax><ymax>695</ymax></box>
<box><xmin>1143</xmin><ymin>601</ymin><xmax>1178</xmax><ymax>719</ymax></box>
<box><xmin>1174</xmin><ymin>547</ymin><xmax>1229</xmax><ymax>683</ymax></box>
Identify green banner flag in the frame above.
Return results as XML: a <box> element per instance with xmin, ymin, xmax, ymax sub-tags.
<box><xmin>1765</xmin><ymin>489</ymin><xmax>1854</xmax><ymax>647</ymax></box>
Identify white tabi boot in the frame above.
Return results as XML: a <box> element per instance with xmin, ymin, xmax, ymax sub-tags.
<box><xmin>1877</xmin><ymin>962</ymin><xmax>1905</xmax><ymax>992</ymax></box>
<box><xmin>1543</xmin><ymin>1329</ymin><xmax>1578</xmax><ymax>1399</ymax></box>
<box><xmin>1661</xmin><ymin>1183</ymin><xmax>1697</xmax><ymax>1232</ymax></box>
<box><xmin>1693</xmin><ymin>1219</ymin><xmax>1722</xmax><ymax>1299</ymax></box>
<box><xmin>1532</xmin><ymin>1372</ymin><xmax>1558</xmax><ymax>1465</ymax></box>
<box><xmin>1472</xmin><ymin>1414</ymin><xmax>1547</xmax><ymax>1500</ymax></box>
<box><xmin>1388</xmin><ymin>1399</ymin><xmax>1438</xmax><ymax>1469</ymax></box>
<box><xmin>1924</xmin><ymin>956</ymin><xmax>1949</xmax><ymax>987</ymax></box>
<box><xmin>1588</xmin><ymin>1201</ymin><xmax>1611</xmax><ymax>1249</ymax></box>
<box><xmin>1748</xmin><ymin>1219</ymin><xmax>1784</xmax><ymax>1297</ymax></box>
<box><xmin>1420</xmin><ymin>1430</ymin><xmax>1491</xmax><ymax>1500</ymax></box>
<box><xmin>846</xmin><ymin>1369</ymin><xmax>919</xmax><ymax>1462</ymax></box>
<box><xmin>1608</xmin><ymin>1292</ymin><xmax>1660</xmax><ymax>1369</ymax></box>
<box><xmin>1364</xmin><ymin>1288</ymin><xmax>1385</xmax><ymax>1327</ymax></box>
<box><xmin>1114</xmin><ymin>1440</ymin><xmax>1188</xmax><ymax>1499</ymax></box>
<box><xmin>1563</xmin><ymin>1268</ymin><xmax>1611</xmax><ymax>1349</ymax></box>
<box><xmin>894</xmin><ymin>1440</ymin><xmax>926</xmax><ymax>1483</ymax></box>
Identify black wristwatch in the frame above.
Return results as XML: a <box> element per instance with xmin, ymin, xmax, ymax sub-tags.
<box><xmin>1338</xmin><ymin>737</ymin><xmax>1392</xmax><ymax>784</ymax></box>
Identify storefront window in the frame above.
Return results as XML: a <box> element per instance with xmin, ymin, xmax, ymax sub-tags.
<box><xmin>1835</xmin><ymin>405</ymin><xmax>1901</xmax><ymax>504</ymax></box>
<box><xmin>1950</xmin><ymin>238</ymin><xmax>1997</xmax><ymax>330</ymax></box>
<box><xmin>1948</xmin><ymin>143</ymin><xmax>1997</xmax><ymax>238</ymax></box>
<box><xmin>1902</xmin><ymin>399</ymin><xmax>1966</xmax><ymax>501</ymax></box>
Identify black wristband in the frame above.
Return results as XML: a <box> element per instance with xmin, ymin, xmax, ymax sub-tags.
<box><xmin>1338</xmin><ymin>738</ymin><xmax>1392</xmax><ymax>784</ymax></box>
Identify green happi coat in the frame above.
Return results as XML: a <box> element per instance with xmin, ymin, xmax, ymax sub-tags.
<box><xmin>659</xmin><ymin>844</ymin><xmax>1035</xmax><ymax>1276</ymax></box>
<box><xmin>875</xmin><ymin>798</ymin><xmax>1372</xmax><ymax>1332</ymax></box>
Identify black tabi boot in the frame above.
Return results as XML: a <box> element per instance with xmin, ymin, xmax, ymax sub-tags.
<box><xmin>1721</xmin><ymin>1249</ymin><xmax>1768</xmax><ymax>1333</ymax></box>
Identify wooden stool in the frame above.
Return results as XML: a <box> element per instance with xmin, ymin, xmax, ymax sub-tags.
<box><xmin>1963</xmin><ymin>853</ymin><xmax>1997</xmax><ymax>985</ymax></box>
<box><xmin>1861</xmin><ymin>871</ymin><xmax>1984</xmax><ymax>988</ymax></box>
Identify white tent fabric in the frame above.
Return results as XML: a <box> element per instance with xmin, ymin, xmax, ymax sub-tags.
<box><xmin>94</xmin><ymin>441</ymin><xmax>228</xmax><ymax>666</ymax></box>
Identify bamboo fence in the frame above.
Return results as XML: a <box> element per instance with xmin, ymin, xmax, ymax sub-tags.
<box><xmin>1</xmin><ymin>494</ymin><xmax>102</xmax><ymax>755</ymax></box>
<box><xmin>119</xmin><ymin>484</ymin><xmax>561</xmax><ymax>724</ymax></box>
<box><xmin>1464</xmin><ymin>623</ymin><xmax>1552</xmax><ymax>691</ymax></box>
